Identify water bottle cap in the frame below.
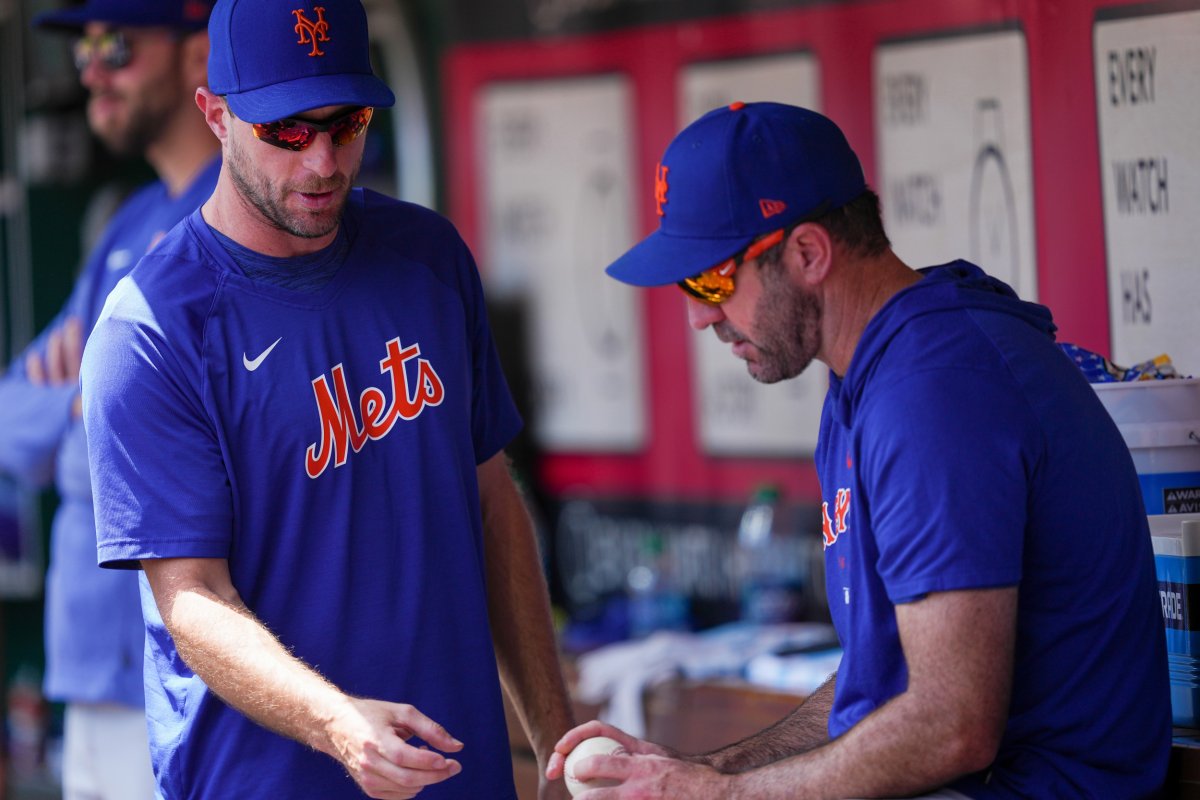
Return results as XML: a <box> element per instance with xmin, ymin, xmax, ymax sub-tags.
<box><xmin>751</xmin><ymin>484</ymin><xmax>781</xmax><ymax>503</ymax></box>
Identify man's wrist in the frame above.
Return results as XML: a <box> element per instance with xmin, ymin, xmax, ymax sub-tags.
<box><xmin>720</xmin><ymin>769</ymin><xmax>747</xmax><ymax>800</ymax></box>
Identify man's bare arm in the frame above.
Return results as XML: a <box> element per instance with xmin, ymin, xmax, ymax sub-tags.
<box><xmin>699</xmin><ymin>673</ymin><xmax>835</xmax><ymax>773</ymax></box>
<box><xmin>478</xmin><ymin>453</ymin><xmax>575</xmax><ymax>797</ymax></box>
<box><xmin>143</xmin><ymin>557</ymin><xmax>464</xmax><ymax>799</ymax></box>
<box><xmin>556</xmin><ymin>586</ymin><xmax>1016</xmax><ymax>800</ymax></box>
<box><xmin>730</xmin><ymin>586</ymin><xmax>1016</xmax><ymax>799</ymax></box>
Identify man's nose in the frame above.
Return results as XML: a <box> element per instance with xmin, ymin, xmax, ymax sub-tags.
<box><xmin>80</xmin><ymin>58</ymin><xmax>112</xmax><ymax>91</ymax></box>
<box><xmin>686</xmin><ymin>295</ymin><xmax>725</xmax><ymax>330</ymax></box>
<box><xmin>301</xmin><ymin>133</ymin><xmax>338</xmax><ymax>178</ymax></box>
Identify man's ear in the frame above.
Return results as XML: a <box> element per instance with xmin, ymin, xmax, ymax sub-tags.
<box><xmin>195</xmin><ymin>87</ymin><xmax>229</xmax><ymax>141</ymax></box>
<box><xmin>784</xmin><ymin>222</ymin><xmax>834</xmax><ymax>289</ymax></box>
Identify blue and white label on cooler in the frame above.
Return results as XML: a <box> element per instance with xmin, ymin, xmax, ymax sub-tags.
<box><xmin>1137</xmin><ymin>472</ymin><xmax>1200</xmax><ymax>515</ymax></box>
<box><xmin>1139</xmin><ymin>471</ymin><xmax>1200</xmax><ymax>514</ymax></box>
<box><xmin>1158</xmin><ymin>579</ymin><xmax>1189</xmax><ymax>628</ymax></box>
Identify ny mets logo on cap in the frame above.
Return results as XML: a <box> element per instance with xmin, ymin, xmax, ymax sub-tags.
<box><xmin>293</xmin><ymin>6</ymin><xmax>330</xmax><ymax>57</ymax></box>
<box><xmin>655</xmin><ymin>163</ymin><xmax>669</xmax><ymax>217</ymax></box>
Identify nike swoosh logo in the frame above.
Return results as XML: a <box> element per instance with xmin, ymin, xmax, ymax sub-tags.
<box><xmin>243</xmin><ymin>337</ymin><xmax>283</xmax><ymax>372</ymax></box>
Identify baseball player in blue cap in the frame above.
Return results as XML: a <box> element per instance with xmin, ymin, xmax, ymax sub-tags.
<box><xmin>80</xmin><ymin>1</ymin><xmax>574</xmax><ymax>798</ymax></box>
<box><xmin>547</xmin><ymin>102</ymin><xmax>1170</xmax><ymax>798</ymax></box>
<box><xmin>0</xmin><ymin>1</ymin><xmax>218</xmax><ymax>797</ymax></box>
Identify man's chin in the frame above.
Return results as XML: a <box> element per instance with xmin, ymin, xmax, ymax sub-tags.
<box><xmin>289</xmin><ymin>210</ymin><xmax>344</xmax><ymax>239</ymax></box>
<box><xmin>747</xmin><ymin>364</ymin><xmax>782</xmax><ymax>385</ymax></box>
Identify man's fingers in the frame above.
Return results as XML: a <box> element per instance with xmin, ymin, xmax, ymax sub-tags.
<box><xmin>571</xmin><ymin>753</ymin><xmax>632</xmax><ymax>785</ymax></box>
<box><xmin>553</xmin><ymin>720</ymin><xmax>615</xmax><ymax>757</ymax></box>
<box><xmin>45</xmin><ymin>328</ymin><xmax>66</xmax><ymax>383</ymax></box>
<box><xmin>25</xmin><ymin>351</ymin><xmax>46</xmax><ymax>385</ymax></box>
<box><xmin>385</xmin><ymin>741</ymin><xmax>453</xmax><ymax>771</ymax></box>
<box><xmin>390</xmin><ymin>705</ymin><xmax>463</xmax><ymax>753</ymax></box>
<box><xmin>549</xmin><ymin>720</ymin><xmax>645</xmax><ymax>781</ymax></box>
<box><xmin>548</xmin><ymin>720</ymin><xmax>611</xmax><ymax>780</ymax></box>
<box><xmin>358</xmin><ymin>748</ymin><xmax>462</xmax><ymax>794</ymax></box>
<box><xmin>62</xmin><ymin>317</ymin><xmax>83</xmax><ymax>382</ymax></box>
<box><xmin>546</xmin><ymin>750</ymin><xmax>566</xmax><ymax>780</ymax></box>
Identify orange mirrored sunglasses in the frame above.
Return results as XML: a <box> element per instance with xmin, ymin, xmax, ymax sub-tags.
<box><xmin>251</xmin><ymin>107</ymin><xmax>374</xmax><ymax>152</ymax></box>
<box><xmin>678</xmin><ymin>229</ymin><xmax>785</xmax><ymax>304</ymax></box>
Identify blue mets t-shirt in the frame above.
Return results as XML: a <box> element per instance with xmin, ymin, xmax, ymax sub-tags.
<box><xmin>82</xmin><ymin>190</ymin><xmax>522</xmax><ymax>800</ymax></box>
<box><xmin>816</xmin><ymin>262</ymin><xmax>1170</xmax><ymax>798</ymax></box>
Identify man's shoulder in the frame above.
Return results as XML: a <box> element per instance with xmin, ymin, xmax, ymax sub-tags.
<box><xmin>103</xmin><ymin>217</ymin><xmax>223</xmax><ymax>324</ymax></box>
<box><xmin>348</xmin><ymin>190</ymin><xmax>479</xmax><ymax>292</ymax></box>
<box><xmin>82</xmin><ymin>180</ymin><xmax>167</xmax><ymax>253</ymax></box>
<box><xmin>351</xmin><ymin>189</ymin><xmax>464</xmax><ymax>248</ymax></box>
<box><xmin>116</xmin><ymin>178</ymin><xmax>169</xmax><ymax>213</ymax></box>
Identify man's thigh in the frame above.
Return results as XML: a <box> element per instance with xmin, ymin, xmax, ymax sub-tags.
<box><xmin>62</xmin><ymin>703</ymin><xmax>156</xmax><ymax>800</ymax></box>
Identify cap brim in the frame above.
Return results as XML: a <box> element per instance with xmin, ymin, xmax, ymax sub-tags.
<box><xmin>33</xmin><ymin>8</ymin><xmax>206</xmax><ymax>31</ymax></box>
<box><xmin>605</xmin><ymin>230</ymin><xmax>754</xmax><ymax>287</ymax></box>
<box><xmin>225</xmin><ymin>73</ymin><xmax>395</xmax><ymax>123</ymax></box>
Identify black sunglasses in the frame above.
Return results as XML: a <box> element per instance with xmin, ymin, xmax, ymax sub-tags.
<box><xmin>250</xmin><ymin>107</ymin><xmax>375</xmax><ymax>152</ymax></box>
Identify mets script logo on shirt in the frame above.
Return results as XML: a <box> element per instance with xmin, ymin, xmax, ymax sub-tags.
<box><xmin>821</xmin><ymin>488</ymin><xmax>851</xmax><ymax>549</ymax></box>
<box><xmin>293</xmin><ymin>7</ymin><xmax>330</xmax><ymax>57</ymax></box>
<box><xmin>305</xmin><ymin>337</ymin><xmax>444</xmax><ymax>479</ymax></box>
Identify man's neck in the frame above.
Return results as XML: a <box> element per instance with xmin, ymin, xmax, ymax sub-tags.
<box><xmin>144</xmin><ymin>112</ymin><xmax>220</xmax><ymax>197</ymax></box>
<box><xmin>821</xmin><ymin>249</ymin><xmax>920</xmax><ymax>377</ymax></box>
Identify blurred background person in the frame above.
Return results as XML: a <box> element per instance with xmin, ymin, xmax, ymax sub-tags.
<box><xmin>0</xmin><ymin>0</ymin><xmax>218</xmax><ymax>796</ymax></box>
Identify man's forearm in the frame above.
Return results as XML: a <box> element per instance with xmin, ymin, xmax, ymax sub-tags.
<box><xmin>724</xmin><ymin>589</ymin><xmax>1015</xmax><ymax>799</ymax></box>
<box><xmin>160</xmin><ymin>579</ymin><xmax>350</xmax><ymax>757</ymax></box>
<box><xmin>727</xmin><ymin>680</ymin><xmax>988</xmax><ymax>800</ymax></box>
<box><xmin>480</xmin><ymin>457</ymin><xmax>574</xmax><ymax>764</ymax></box>
<box><xmin>700</xmin><ymin>673</ymin><xmax>835</xmax><ymax>773</ymax></box>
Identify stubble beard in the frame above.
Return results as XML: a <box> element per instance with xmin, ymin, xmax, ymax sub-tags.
<box><xmin>227</xmin><ymin>131</ymin><xmax>358</xmax><ymax>240</ymax></box>
<box><xmin>89</xmin><ymin>82</ymin><xmax>178</xmax><ymax>157</ymax></box>
<box><xmin>718</xmin><ymin>275</ymin><xmax>823</xmax><ymax>385</ymax></box>
<box><xmin>87</xmin><ymin>44</ymin><xmax>186</xmax><ymax>157</ymax></box>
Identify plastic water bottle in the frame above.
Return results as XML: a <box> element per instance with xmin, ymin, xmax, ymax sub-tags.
<box><xmin>626</xmin><ymin>533</ymin><xmax>689</xmax><ymax>638</ymax></box>
<box><xmin>737</xmin><ymin>485</ymin><xmax>804</xmax><ymax>624</ymax></box>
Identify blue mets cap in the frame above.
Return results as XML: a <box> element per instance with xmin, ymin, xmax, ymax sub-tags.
<box><xmin>605</xmin><ymin>102</ymin><xmax>867</xmax><ymax>287</ymax></box>
<box><xmin>207</xmin><ymin>0</ymin><xmax>394</xmax><ymax>124</ymax></box>
<box><xmin>34</xmin><ymin>0</ymin><xmax>213</xmax><ymax>31</ymax></box>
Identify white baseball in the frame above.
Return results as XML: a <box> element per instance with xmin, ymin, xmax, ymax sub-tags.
<box><xmin>563</xmin><ymin>735</ymin><xmax>627</xmax><ymax>797</ymax></box>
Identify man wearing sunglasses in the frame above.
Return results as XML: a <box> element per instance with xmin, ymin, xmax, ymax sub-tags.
<box><xmin>79</xmin><ymin>1</ymin><xmax>573</xmax><ymax>798</ymax></box>
<box><xmin>0</xmin><ymin>2</ymin><xmax>218</xmax><ymax>798</ymax></box>
<box><xmin>547</xmin><ymin>102</ymin><xmax>1169</xmax><ymax>798</ymax></box>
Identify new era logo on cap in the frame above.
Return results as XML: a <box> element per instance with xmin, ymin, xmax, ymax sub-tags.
<box><xmin>759</xmin><ymin>199</ymin><xmax>787</xmax><ymax>218</ymax></box>
<box><xmin>184</xmin><ymin>0</ymin><xmax>211</xmax><ymax>21</ymax></box>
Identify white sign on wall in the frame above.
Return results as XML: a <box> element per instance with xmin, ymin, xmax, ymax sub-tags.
<box><xmin>480</xmin><ymin>76</ymin><xmax>645</xmax><ymax>451</ymax></box>
<box><xmin>680</xmin><ymin>53</ymin><xmax>828</xmax><ymax>456</ymax></box>
<box><xmin>1095</xmin><ymin>8</ymin><xmax>1200</xmax><ymax>374</ymax></box>
<box><xmin>875</xmin><ymin>29</ymin><xmax>1038</xmax><ymax>300</ymax></box>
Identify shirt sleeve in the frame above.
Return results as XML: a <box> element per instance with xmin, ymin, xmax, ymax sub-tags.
<box><xmin>860</xmin><ymin>366</ymin><xmax>1039</xmax><ymax>603</ymax></box>
<box><xmin>458</xmin><ymin>241</ymin><xmax>523</xmax><ymax>465</ymax></box>
<box><xmin>82</xmin><ymin>279</ymin><xmax>233</xmax><ymax>569</ymax></box>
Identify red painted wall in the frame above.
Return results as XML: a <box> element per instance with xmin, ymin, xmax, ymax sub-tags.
<box><xmin>443</xmin><ymin>0</ymin><xmax>1157</xmax><ymax>505</ymax></box>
